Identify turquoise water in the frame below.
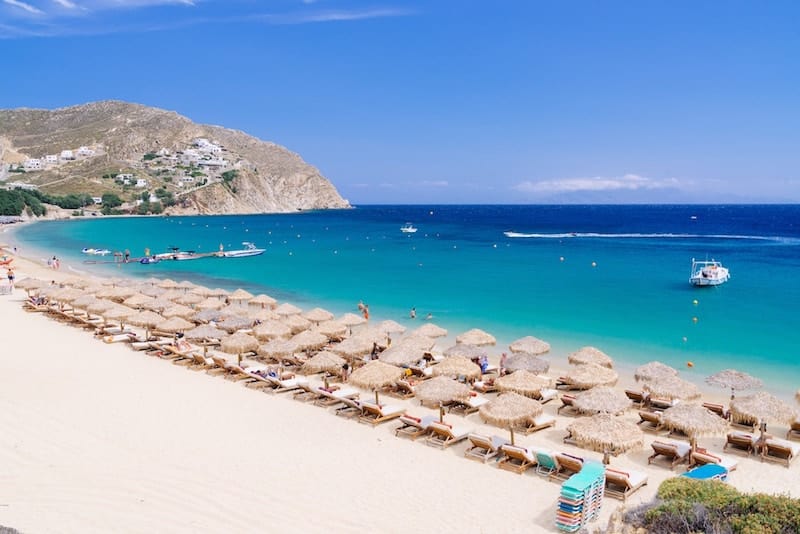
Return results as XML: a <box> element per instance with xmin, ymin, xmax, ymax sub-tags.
<box><xmin>10</xmin><ymin>205</ymin><xmax>800</xmax><ymax>396</ymax></box>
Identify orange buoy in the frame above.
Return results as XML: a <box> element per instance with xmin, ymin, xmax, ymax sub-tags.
<box><xmin>687</xmin><ymin>361</ymin><xmax>694</xmax><ymax>368</ymax></box>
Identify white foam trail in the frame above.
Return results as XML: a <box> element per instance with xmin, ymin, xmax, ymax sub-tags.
<box><xmin>503</xmin><ymin>231</ymin><xmax>794</xmax><ymax>242</ymax></box>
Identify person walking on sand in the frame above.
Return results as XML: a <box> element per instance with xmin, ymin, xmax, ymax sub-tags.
<box><xmin>6</xmin><ymin>267</ymin><xmax>14</xmax><ymax>289</ymax></box>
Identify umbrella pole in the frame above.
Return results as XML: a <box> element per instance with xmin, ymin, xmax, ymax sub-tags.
<box><xmin>602</xmin><ymin>449</ymin><xmax>610</xmax><ymax>465</ymax></box>
<box><xmin>510</xmin><ymin>427</ymin><xmax>515</xmax><ymax>446</ymax></box>
<box><xmin>439</xmin><ymin>404</ymin><xmax>444</xmax><ymax>423</ymax></box>
<box><xmin>374</xmin><ymin>390</ymin><xmax>380</xmax><ymax>405</ymax></box>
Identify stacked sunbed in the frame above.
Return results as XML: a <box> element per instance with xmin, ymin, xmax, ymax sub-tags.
<box><xmin>555</xmin><ymin>461</ymin><xmax>604</xmax><ymax>532</ymax></box>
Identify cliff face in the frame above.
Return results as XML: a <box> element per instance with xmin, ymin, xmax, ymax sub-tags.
<box><xmin>0</xmin><ymin>100</ymin><xmax>350</xmax><ymax>214</ymax></box>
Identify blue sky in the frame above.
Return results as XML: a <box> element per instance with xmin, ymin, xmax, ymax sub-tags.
<box><xmin>1</xmin><ymin>1</ymin><xmax>799</xmax><ymax>204</ymax></box>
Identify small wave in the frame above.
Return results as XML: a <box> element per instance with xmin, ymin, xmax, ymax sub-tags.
<box><xmin>503</xmin><ymin>231</ymin><xmax>795</xmax><ymax>242</ymax></box>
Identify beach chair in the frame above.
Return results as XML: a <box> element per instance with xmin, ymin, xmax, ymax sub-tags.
<box><xmin>625</xmin><ymin>389</ymin><xmax>646</xmax><ymax>407</ymax></box>
<box><xmin>648</xmin><ymin>440</ymin><xmax>691</xmax><ymax>469</ymax></box>
<box><xmin>382</xmin><ymin>379</ymin><xmax>416</xmax><ymax>400</ymax></box>
<box><xmin>464</xmin><ymin>433</ymin><xmax>509</xmax><ymax>463</ymax></box>
<box><xmin>534</xmin><ymin>449</ymin><xmax>561</xmax><ymax>478</ymax></box>
<box><xmin>724</xmin><ymin>431</ymin><xmax>758</xmax><ymax>456</ymax></box>
<box><xmin>535</xmin><ymin>388</ymin><xmax>559</xmax><ymax>404</ymax></box>
<box><xmin>518</xmin><ymin>413</ymin><xmax>556</xmax><ymax>435</ymax></box>
<box><xmin>690</xmin><ymin>448</ymin><xmax>738</xmax><ymax>472</ymax></box>
<box><xmin>702</xmin><ymin>402</ymin><xmax>730</xmax><ymax>420</ymax></box>
<box><xmin>497</xmin><ymin>444</ymin><xmax>536</xmax><ymax>474</ymax></box>
<box><xmin>293</xmin><ymin>381</ymin><xmax>323</xmax><ymax>402</ymax></box>
<box><xmin>207</xmin><ymin>356</ymin><xmax>236</xmax><ymax>377</ymax></box>
<box><xmin>266</xmin><ymin>375</ymin><xmax>308</xmax><ymax>394</ymax></box>
<box><xmin>786</xmin><ymin>419</ymin><xmax>800</xmax><ymax>441</ymax></box>
<box><xmin>395</xmin><ymin>414</ymin><xmax>437</xmax><ymax>440</ymax></box>
<box><xmin>313</xmin><ymin>386</ymin><xmax>360</xmax><ymax>407</ymax></box>
<box><xmin>648</xmin><ymin>397</ymin><xmax>676</xmax><ymax>411</ymax></box>
<box><xmin>637</xmin><ymin>410</ymin><xmax>665</xmax><ymax>432</ymax></box>
<box><xmin>425</xmin><ymin>421</ymin><xmax>471</xmax><ymax>449</ymax></box>
<box><xmin>358</xmin><ymin>401</ymin><xmax>405</xmax><ymax>426</ymax></box>
<box><xmin>681</xmin><ymin>463</ymin><xmax>729</xmax><ymax>482</ymax></box>
<box><xmin>187</xmin><ymin>353</ymin><xmax>215</xmax><ymax>371</ymax></box>
<box><xmin>472</xmin><ymin>379</ymin><xmax>497</xmax><ymax>394</ymax></box>
<box><xmin>557</xmin><ymin>394</ymin><xmax>577</xmax><ymax>415</ymax></box>
<box><xmin>448</xmin><ymin>393</ymin><xmax>489</xmax><ymax>415</ymax></box>
<box><xmin>604</xmin><ymin>468</ymin><xmax>649</xmax><ymax>501</ymax></box>
<box><xmin>334</xmin><ymin>397</ymin><xmax>364</xmax><ymax>419</ymax></box>
<box><xmin>761</xmin><ymin>438</ymin><xmax>800</xmax><ymax>467</ymax></box>
<box><xmin>553</xmin><ymin>453</ymin><xmax>584</xmax><ymax>481</ymax></box>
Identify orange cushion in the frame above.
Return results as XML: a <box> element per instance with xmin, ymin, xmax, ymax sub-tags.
<box><xmin>607</xmin><ymin>468</ymin><xmax>629</xmax><ymax>478</ymax></box>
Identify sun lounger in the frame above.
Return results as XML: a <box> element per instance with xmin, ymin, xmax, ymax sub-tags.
<box><xmin>464</xmin><ymin>433</ymin><xmax>510</xmax><ymax>463</ymax></box>
<box><xmin>690</xmin><ymin>448</ymin><xmax>738</xmax><ymax>471</ymax></box>
<box><xmin>604</xmin><ymin>468</ymin><xmax>648</xmax><ymax>501</ymax></box>
<box><xmin>553</xmin><ymin>453</ymin><xmax>584</xmax><ymax>481</ymax></box>
<box><xmin>358</xmin><ymin>401</ymin><xmax>405</xmax><ymax>425</ymax></box>
<box><xmin>637</xmin><ymin>410</ymin><xmax>665</xmax><ymax>432</ymax></box>
<box><xmin>448</xmin><ymin>393</ymin><xmax>489</xmax><ymax>415</ymax></box>
<box><xmin>293</xmin><ymin>381</ymin><xmax>323</xmax><ymax>402</ymax></box>
<box><xmin>703</xmin><ymin>402</ymin><xmax>730</xmax><ymax>420</ymax></box>
<box><xmin>518</xmin><ymin>413</ymin><xmax>556</xmax><ymax>435</ymax></box>
<box><xmin>534</xmin><ymin>449</ymin><xmax>560</xmax><ymax>478</ymax></box>
<box><xmin>334</xmin><ymin>396</ymin><xmax>364</xmax><ymax>419</ymax></box>
<box><xmin>730</xmin><ymin>415</ymin><xmax>758</xmax><ymax>433</ymax></box>
<box><xmin>313</xmin><ymin>386</ymin><xmax>360</xmax><ymax>407</ymax></box>
<box><xmin>395</xmin><ymin>414</ymin><xmax>437</xmax><ymax>440</ymax></box>
<box><xmin>497</xmin><ymin>444</ymin><xmax>537</xmax><ymax>474</ymax></box>
<box><xmin>266</xmin><ymin>375</ymin><xmax>308</xmax><ymax>394</ymax></box>
<box><xmin>625</xmin><ymin>389</ymin><xmax>646</xmax><ymax>407</ymax></box>
<box><xmin>786</xmin><ymin>419</ymin><xmax>800</xmax><ymax>441</ymax></box>
<box><xmin>724</xmin><ymin>431</ymin><xmax>758</xmax><ymax>456</ymax></box>
<box><xmin>535</xmin><ymin>388</ymin><xmax>559</xmax><ymax>404</ymax></box>
<box><xmin>648</xmin><ymin>397</ymin><xmax>677</xmax><ymax>411</ymax></box>
<box><xmin>681</xmin><ymin>463</ymin><xmax>728</xmax><ymax>482</ymax></box>
<box><xmin>382</xmin><ymin>379</ymin><xmax>416</xmax><ymax>400</ymax></box>
<box><xmin>206</xmin><ymin>356</ymin><xmax>237</xmax><ymax>377</ymax></box>
<box><xmin>425</xmin><ymin>421</ymin><xmax>471</xmax><ymax>449</ymax></box>
<box><xmin>187</xmin><ymin>353</ymin><xmax>215</xmax><ymax>371</ymax></box>
<box><xmin>648</xmin><ymin>440</ymin><xmax>691</xmax><ymax>469</ymax></box>
<box><xmin>557</xmin><ymin>394</ymin><xmax>577</xmax><ymax>415</ymax></box>
<box><xmin>761</xmin><ymin>438</ymin><xmax>800</xmax><ymax>467</ymax></box>
<box><xmin>472</xmin><ymin>379</ymin><xmax>497</xmax><ymax>394</ymax></box>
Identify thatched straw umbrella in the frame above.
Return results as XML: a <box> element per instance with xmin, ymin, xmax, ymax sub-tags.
<box><xmin>87</xmin><ymin>298</ymin><xmax>115</xmax><ymax>316</ymax></box>
<box><xmin>250</xmin><ymin>294</ymin><xmax>277</xmax><ymax>308</ymax></box>
<box><xmin>560</xmin><ymin>364</ymin><xmax>619</xmax><ymax>389</ymax></box>
<box><xmin>191</xmin><ymin>285</ymin><xmax>212</xmax><ymax>297</ymax></box>
<box><xmin>315</xmin><ymin>320</ymin><xmax>348</xmax><ymax>340</ymax></box>
<box><xmin>139</xmin><ymin>286</ymin><xmax>165</xmax><ymax>298</ymax></box>
<box><xmin>129</xmin><ymin>310</ymin><xmax>165</xmax><ymax>340</ymax></box>
<box><xmin>196</xmin><ymin>297</ymin><xmax>226</xmax><ymax>311</ymax></box>
<box><xmin>159</xmin><ymin>289</ymin><xmax>185</xmax><ymax>302</ymax></box>
<box><xmin>504</xmin><ymin>352</ymin><xmax>550</xmax><ymax>374</ymax></box>
<box><xmin>15</xmin><ymin>277</ymin><xmax>45</xmax><ymax>293</ymax></box>
<box><xmin>568</xmin><ymin>346</ymin><xmax>613</xmax><ymax>368</ymax></box>
<box><xmin>216</xmin><ymin>304</ymin><xmax>249</xmax><ymax>317</ymax></box>
<box><xmin>175</xmin><ymin>292</ymin><xmax>204</xmax><ymax>306</ymax></box>
<box><xmin>64</xmin><ymin>276</ymin><xmax>92</xmax><ymax>288</ymax></box>
<box><xmin>208</xmin><ymin>288</ymin><xmax>229</xmax><ymax>299</ymax></box>
<box><xmin>330</xmin><ymin>336</ymin><xmax>376</xmax><ymax>360</ymax></box>
<box><xmin>305</xmin><ymin>307</ymin><xmax>334</xmax><ymax>324</ymax></box>
<box><xmin>258</xmin><ymin>339</ymin><xmax>300</xmax><ymax>361</ymax></box>
<box><xmin>706</xmin><ymin>369</ymin><xmax>763</xmax><ymax>400</ymax></box>
<box><xmin>495</xmin><ymin>371</ymin><xmax>553</xmax><ymax>398</ymax></box>
<box><xmin>162</xmin><ymin>304</ymin><xmax>195</xmax><ymax>319</ymax></box>
<box><xmin>566</xmin><ymin>414</ymin><xmax>644</xmax><ymax>456</ymax></box>
<box><xmin>431</xmin><ymin>355</ymin><xmax>482</xmax><ymax>381</ymax></box>
<box><xmin>142</xmin><ymin>297</ymin><xmax>174</xmax><ymax>313</ymax></box>
<box><xmin>102</xmin><ymin>305</ymin><xmax>136</xmax><ymax>329</ymax></box>
<box><xmin>730</xmin><ymin>391</ymin><xmax>797</xmax><ymax>440</ymax></box>
<box><xmin>412</xmin><ymin>323</ymin><xmax>448</xmax><ymax>338</ymax></box>
<box><xmin>661</xmin><ymin>403</ymin><xmax>729</xmax><ymax>450</ymax></box>
<box><xmin>282</xmin><ymin>314</ymin><xmax>312</xmax><ymax>334</ymax></box>
<box><xmin>349</xmin><ymin>360</ymin><xmax>405</xmax><ymax>402</ymax></box>
<box><xmin>192</xmin><ymin>309</ymin><xmax>229</xmax><ymax>324</ymax></box>
<box><xmin>253</xmin><ymin>320</ymin><xmax>292</xmax><ymax>341</ymax></box>
<box><xmin>248</xmin><ymin>308</ymin><xmax>277</xmax><ymax>322</ymax></box>
<box><xmin>479</xmin><ymin>392</ymin><xmax>544</xmax><ymax>444</ymax></box>
<box><xmin>378</xmin><ymin>320</ymin><xmax>406</xmax><ymax>335</ymax></box>
<box><xmin>642</xmin><ymin>375</ymin><xmax>701</xmax><ymax>401</ymax></box>
<box><xmin>291</xmin><ymin>330</ymin><xmax>329</xmax><ymax>352</ymax></box>
<box><xmin>456</xmin><ymin>328</ymin><xmax>496</xmax><ymax>346</ymax></box>
<box><xmin>300</xmin><ymin>351</ymin><xmax>346</xmax><ymax>375</ymax></box>
<box><xmin>416</xmin><ymin>376</ymin><xmax>471</xmax><ymax>409</ymax></box>
<box><xmin>158</xmin><ymin>278</ymin><xmax>178</xmax><ymax>289</ymax></box>
<box><xmin>634</xmin><ymin>361</ymin><xmax>678</xmax><ymax>382</ymax></box>
<box><xmin>573</xmin><ymin>386</ymin><xmax>631</xmax><ymax>415</ymax></box>
<box><xmin>275</xmin><ymin>302</ymin><xmax>302</xmax><ymax>316</ymax></box>
<box><xmin>228</xmin><ymin>288</ymin><xmax>254</xmax><ymax>304</ymax></box>
<box><xmin>175</xmin><ymin>280</ymin><xmax>196</xmax><ymax>292</ymax></box>
<box><xmin>379</xmin><ymin>344</ymin><xmax>425</xmax><ymax>367</ymax></box>
<box><xmin>339</xmin><ymin>312</ymin><xmax>367</xmax><ymax>327</ymax></box>
<box><xmin>443</xmin><ymin>344</ymin><xmax>487</xmax><ymax>360</ymax></box>
<box><xmin>71</xmin><ymin>294</ymin><xmax>100</xmax><ymax>310</ymax></box>
<box><xmin>156</xmin><ymin>316</ymin><xmax>194</xmax><ymax>334</ymax></box>
<box><xmin>509</xmin><ymin>336</ymin><xmax>550</xmax><ymax>355</ymax></box>
<box><xmin>217</xmin><ymin>315</ymin><xmax>254</xmax><ymax>334</ymax></box>
<box><xmin>220</xmin><ymin>331</ymin><xmax>259</xmax><ymax>366</ymax></box>
<box><xmin>185</xmin><ymin>324</ymin><xmax>226</xmax><ymax>342</ymax></box>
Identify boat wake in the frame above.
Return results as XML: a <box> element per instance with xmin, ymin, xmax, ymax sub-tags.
<box><xmin>503</xmin><ymin>232</ymin><xmax>797</xmax><ymax>243</ymax></box>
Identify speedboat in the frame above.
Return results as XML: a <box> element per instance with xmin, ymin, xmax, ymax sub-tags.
<box><xmin>223</xmin><ymin>242</ymin><xmax>265</xmax><ymax>258</ymax></box>
<box><xmin>400</xmin><ymin>223</ymin><xmax>418</xmax><ymax>234</ymax></box>
<box><xmin>139</xmin><ymin>257</ymin><xmax>159</xmax><ymax>265</ymax></box>
<box><xmin>689</xmin><ymin>259</ymin><xmax>730</xmax><ymax>286</ymax></box>
<box><xmin>81</xmin><ymin>247</ymin><xmax>110</xmax><ymax>255</ymax></box>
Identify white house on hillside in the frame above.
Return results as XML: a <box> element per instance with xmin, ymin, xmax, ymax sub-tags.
<box><xmin>198</xmin><ymin>157</ymin><xmax>228</xmax><ymax>168</ymax></box>
<box><xmin>135</xmin><ymin>179</ymin><xmax>148</xmax><ymax>188</ymax></box>
<box><xmin>23</xmin><ymin>158</ymin><xmax>42</xmax><ymax>171</ymax></box>
<box><xmin>77</xmin><ymin>146</ymin><xmax>95</xmax><ymax>157</ymax></box>
<box><xmin>60</xmin><ymin>150</ymin><xmax>75</xmax><ymax>161</ymax></box>
<box><xmin>44</xmin><ymin>154</ymin><xmax>58</xmax><ymax>165</ymax></box>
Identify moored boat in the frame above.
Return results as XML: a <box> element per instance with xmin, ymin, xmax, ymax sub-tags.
<box><xmin>223</xmin><ymin>242</ymin><xmax>265</xmax><ymax>258</ymax></box>
<box><xmin>689</xmin><ymin>259</ymin><xmax>730</xmax><ymax>286</ymax></box>
<box><xmin>400</xmin><ymin>223</ymin><xmax>418</xmax><ymax>234</ymax></box>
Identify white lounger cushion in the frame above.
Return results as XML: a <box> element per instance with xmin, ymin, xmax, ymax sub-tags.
<box><xmin>625</xmin><ymin>470</ymin><xmax>648</xmax><ymax>487</ymax></box>
<box><xmin>539</xmin><ymin>389</ymin><xmax>558</xmax><ymax>402</ymax></box>
<box><xmin>533</xmin><ymin>413</ymin><xmax>556</xmax><ymax>426</ymax></box>
<box><xmin>501</xmin><ymin>444</ymin><xmax>535</xmax><ymax>462</ymax></box>
<box><xmin>490</xmin><ymin>435</ymin><xmax>510</xmax><ymax>450</ymax></box>
<box><xmin>379</xmin><ymin>404</ymin><xmax>405</xmax><ymax>416</ymax></box>
<box><xmin>766</xmin><ymin>438</ymin><xmax>800</xmax><ymax>456</ymax></box>
<box><xmin>665</xmin><ymin>440</ymin><xmax>692</xmax><ymax>457</ymax></box>
<box><xmin>731</xmin><ymin>431</ymin><xmax>757</xmax><ymax>444</ymax></box>
<box><xmin>467</xmin><ymin>395</ymin><xmax>489</xmax><ymax>408</ymax></box>
<box><xmin>332</xmin><ymin>387</ymin><xmax>360</xmax><ymax>398</ymax></box>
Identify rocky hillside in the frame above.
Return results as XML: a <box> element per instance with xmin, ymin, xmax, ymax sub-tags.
<box><xmin>0</xmin><ymin>101</ymin><xmax>350</xmax><ymax>215</ymax></box>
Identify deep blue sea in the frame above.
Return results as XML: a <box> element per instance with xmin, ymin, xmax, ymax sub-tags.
<box><xmin>10</xmin><ymin>205</ymin><xmax>800</xmax><ymax>396</ymax></box>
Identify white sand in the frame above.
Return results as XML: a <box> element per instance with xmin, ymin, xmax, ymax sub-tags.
<box><xmin>1</xmin><ymin>248</ymin><xmax>799</xmax><ymax>533</ymax></box>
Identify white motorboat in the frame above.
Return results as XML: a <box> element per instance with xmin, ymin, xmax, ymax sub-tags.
<box><xmin>400</xmin><ymin>223</ymin><xmax>418</xmax><ymax>234</ymax></box>
<box><xmin>223</xmin><ymin>242</ymin><xmax>265</xmax><ymax>258</ymax></box>
<box><xmin>689</xmin><ymin>259</ymin><xmax>730</xmax><ymax>286</ymax></box>
<box><xmin>81</xmin><ymin>247</ymin><xmax>111</xmax><ymax>255</ymax></box>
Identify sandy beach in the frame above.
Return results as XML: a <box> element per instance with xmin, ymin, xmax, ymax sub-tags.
<box><xmin>1</xmin><ymin>245</ymin><xmax>799</xmax><ymax>533</ymax></box>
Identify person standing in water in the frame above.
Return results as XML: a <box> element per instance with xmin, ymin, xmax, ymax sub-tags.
<box><xmin>410</xmin><ymin>307</ymin><xmax>416</xmax><ymax>319</ymax></box>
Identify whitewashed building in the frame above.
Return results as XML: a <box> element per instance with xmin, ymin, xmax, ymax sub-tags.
<box><xmin>23</xmin><ymin>158</ymin><xmax>43</xmax><ymax>170</ymax></box>
<box><xmin>44</xmin><ymin>154</ymin><xmax>58</xmax><ymax>165</ymax></box>
<box><xmin>135</xmin><ymin>179</ymin><xmax>148</xmax><ymax>188</ymax></box>
<box><xmin>91</xmin><ymin>197</ymin><xmax>103</xmax><ymax>204</ymax></box>
<box><xmin>198</xmin><ymin>157</ymin><xmax>228</xmax><ymax>168</ymax></box>
<box><xmin>60</xmin><ymin>150</ymin><xmax>75</xmax><ymax>161</ymax></box>
<box><xmin>77</xmin><ymin>146</ymin><xmax>95</xmax><ymax>157</ymax></box>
